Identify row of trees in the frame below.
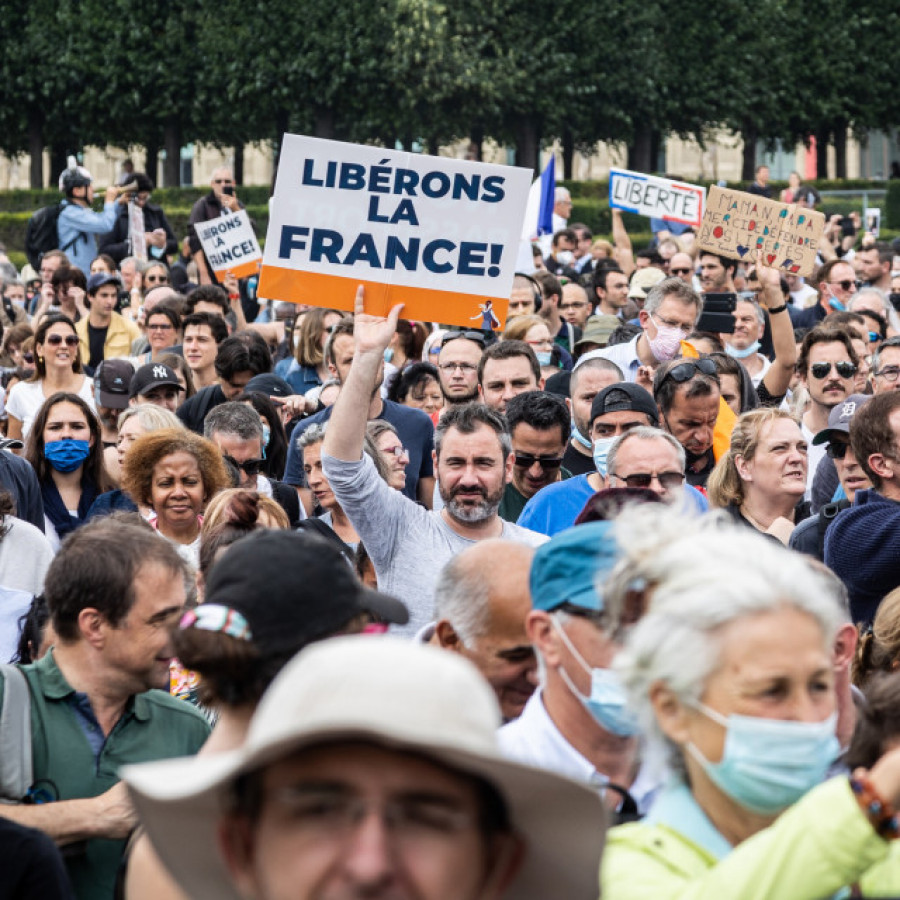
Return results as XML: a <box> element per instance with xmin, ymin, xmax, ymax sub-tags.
<box><xmin>0</xmin><ymin>0</ymin><xmax>898</xmax><ymax>187</ymax></box>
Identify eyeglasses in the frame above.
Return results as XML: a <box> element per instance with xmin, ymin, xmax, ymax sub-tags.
<box><xmin>526</xmin><ymin>339</ymin><xmax>553</xmax><ymax>349</ymax></box>
<box><xmin>145</xmin><ymin>274</ymin><xmax>169</xmax><ymax>285</ymax></box>
<box><xmin>610</xmin><ymin>471</ymin><xmax>685</xmax><ymax>489</ymax></box>
<box><xmin>809</xmin><ymin>361</ymin><xmax>857</xmax><ymax>380</ymax></box>
<box><xmin>44</xmin><ymin>334</ymin><xmax>79</xmax><ymax>347</ymax></box>
<box><xmin>661</xmin><ymin>358</ymin><xmax>718</xmax><ymax>384</ymax></box>
<box><xmin>213</xmin><ymin>179</ymin><xmax>233</xmax><ymax>185</ymax></box>
<box><xmin>147</xmin><ymin>323</ymin><xmax>175</xmax><ymax>331</ymax></box>
<box><xmin>514</xmin><ymin>453</ymin><xmax>564</xmax><ymax>470</ymax></box>
<box><xmin>826</xmin><ymin>441</ymin><xmax>850</xmax><ymax>460</ymax></box>
<box><xmin>438</xmin><ymin>362</ymin><xmax>477</xmax><ymax>374</ymax></box>
<box><xmin>441</xmin><ymin>330</ymin><xmax>486</xmax><ymax>348</ymax></box>
<box><xmin>382</xmin><ymin>444</ymin><xmax>410</xmax><ymax>461</ymax></box>
<box><xmin>875</xmin><ymin>366</ymin><xmax>900</xmax><ymax>383</ymax></box>
<box><xmin>670</xmin><ymin>267</ymin><xmax>693</xmax><ymax>276</ymax></box>
<box><xmin>828</xmin><ymin>280</ymin><xmax>863</xmax><ymax>292</ymax></box>
<box><xmin>223</xmin><ymin>454</ymin><xmax>264</xmax><ymax>476</ymax></box>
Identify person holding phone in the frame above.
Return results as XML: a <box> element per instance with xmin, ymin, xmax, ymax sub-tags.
<box><xmin>187</xmin><ymin>168</ymin><xmax>245</xmax><ymax>286</ymax></box>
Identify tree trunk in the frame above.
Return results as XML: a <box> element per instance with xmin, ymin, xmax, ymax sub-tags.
<box><xmin>469</xmin><ymin>127</ymin><xmax>484</xmax><ymax>162</ymax></box>
<box><xmin>49</xmin><ymin>145</ymin><xmax>68</xmax><ymax>186</ymax></box>
<box><xmin>163</xmin><ymin>118</ymin><xmax>182</xmax><ymax>187</ymax></box>
<box><xmin>314</xmin><ymin>107</ymin><xmax>335</xmax><ymax>139</ymax></box>
<box><xmin>740</xmin><ymin>121</ymin><xmax>757</xmax><ymax>182</ymax></box>
<box><xmin>562</xmin><ymin>128</ymin><xmax>574</xmax><ymax>180</ymax></box>
<box><xmin>650</xmin><ymin>130</ymin><xmax>662</xmax><ymax>173</ymax></box>
<box><xmin>28</xmin><ymin>113</ymin><xmax>43</xmax><ymax>189</ymax></box>
<box><xmin>514</xmin><ymin>117</ymin><xmax>540</xmax><ymax>173</ymax></box>
<box><xmin>628</xmin><ymin>125</ymin><xmax>653</xmax><ymax>173</ymax></box>
<box><xmin>834</xmin><ymin>124</ymin><xmax>847</xmax><ymax>179</ymax></box>
<box><xmin>272</xmin><ymin>110</ymin><xmax>290</xmax><ymax>192</ymax></box>
<box><xmin>234</xmin><ymin>143</ymin><xmax>244</xmax><ymax>185</ymax></box>
<box><xmin>815</xmin><ymin>126</ymin><xmax>829</xmax><ymax>179</ymax></box>
<box><xmin>145</xmin><ymin>145</ymin><xmax>159</xmax><ymax>186</ymax></box>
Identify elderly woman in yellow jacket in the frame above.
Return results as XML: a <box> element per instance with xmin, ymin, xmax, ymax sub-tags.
<box><xmin>600</xmin><ymin>508</ymin><xmax>900</xmax><ymax>899</ymax></box>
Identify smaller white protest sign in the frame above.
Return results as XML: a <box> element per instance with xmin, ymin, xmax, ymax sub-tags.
<box><xmin>608</xmin><ymin>168</ymin><xmax>705</xmax><ymax>228</ymax></box>
<box><xmin>196</xmin><ymin>210</ymin><xmax>262</xmax><ymax>280</ymax></box>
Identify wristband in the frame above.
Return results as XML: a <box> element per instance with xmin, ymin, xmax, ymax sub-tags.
<box><xmin>850</xmin><ymin>770</ymin><xmax>900</xmax><ymax>840</ymax></box>
<box><xmin>766</xmin><ymin>304</ymin><xmax>788</xmax><ymax>315</ymax></box>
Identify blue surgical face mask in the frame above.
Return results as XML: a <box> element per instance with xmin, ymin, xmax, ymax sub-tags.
<box><xmin>262</xmin><ymin>423</ymin><xmax>271</xmax><ymax>448</ymax></box>
<box><xmin>592</xmin><ymin>436</ymin><xmax>616</xmax><ymax>477</ymax></box>
<box><xmin>725</xmin><ymin>340</ymin><xmax>760</xmax><ymax>360</ymax></box>
<box><xmin>536</xmin><ymin>351</ymin><xmax>553</xmax><ymax>366</ymax></box>
<box><xmin>552</xmin><ymin>614</ymin><xmax>638</xmax><ymax>736</ymax></box>
<box><xmin>687</xmin><ymin>702</ymin><xmax>839</xmax><ymax>814</ymax></box>
<box><xmin>44</xmin><ymin>438</ymin><xmax>91</xmax><ymax>473</ymax></box>
<box><xmin>383</xmin><ymin>348</ymin><xmax>394</xmax><ymax>363</ymax></box>
<box><xmin>571</xmin><ymin>422</ymin><xmax>593</xmax><ymax>450</ymax></box>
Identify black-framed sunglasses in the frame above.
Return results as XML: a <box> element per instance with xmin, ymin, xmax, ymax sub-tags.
<box><xmin>810</xmin><ymin>361</ymin><xmax>857</xmax><ymax>380</ymax></box>
<box><xmin>223</xmin><ymin>454</ymin><xmax>264</xmax><ymax>476</ymax></box>
<box><xmin>661</xmin><ymin>358</ymin><xmax>718</xmax><ymax>384</ymax></box>
<box><xmin>514</xmin><ymin>453</ymin><xmax>564</xmax><ymax>470</ymax></box>
<box><xmin>829</xmin><ymin>279</ymin><xmax>863</xmax><ymax>292</ymax></box>
<box><xmin>44</xmin><ymin>334</ymin><xmax>79</xmax><ymax>347</ymax></box>
<box><xmin>826</xmin><ymin>441</ymin><xmax>850</xmax><ymax>460</ymax></box>
<box><xmin>611</xmin><ymin>471</ymin><xmax>685</xmax><ymax>489</ymax></box>
<box><xmin>669</xmin><ymin>267</ymin><xmax>692</xmax><ymax>276</ymax></box>
<box><xmin>441</xmin><ymin>330</ymin><xmax>486</xmax><ymax>348</ymax></box>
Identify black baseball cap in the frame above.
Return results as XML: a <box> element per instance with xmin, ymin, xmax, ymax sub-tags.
<box><xmin>245</xmin><ymin>373</ymin><xmax>293</xmax><ymax>398</ymax></box>
<box><xmin>129</xmin><ymin>363</ymin><xmax>183</xmax><ymax>399</ymax></box>
<box><xmin>203</xmin><ymin>531</ymin><xmax>408</xmax><ymax>654</ymax></box>
<box><xmin>95</xmin><ymin>359</ymin><xmax>135</xmax><ymax>409</ymax></box>
<box><xmin>590</xmin><ymin>383</ymin><xmax>659</xmax><ymax>427</ymax></box>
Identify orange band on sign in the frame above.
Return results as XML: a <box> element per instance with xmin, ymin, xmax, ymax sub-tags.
<box><xmin>258</xmin><ymin>265</ymin><xmax>509</xmax><ymax>329</ymax></box>
<box><xmin>217</xmin><ymin>259</ymin><xmax>260</xmax><ymax>280</ymax></box>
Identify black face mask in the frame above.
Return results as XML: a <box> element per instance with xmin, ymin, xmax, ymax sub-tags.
<box><xmin>889</xmin><ymin>292</ymin><xmax>900</xmax><ymax>313</ymax></box>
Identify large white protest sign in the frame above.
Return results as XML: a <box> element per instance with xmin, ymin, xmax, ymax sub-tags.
<box><xmin>608</xmin><ymin>168</ymin><xmax>705</xmax><ymax>228</ymax></box>
<box><xmin>196</xmin><ymin>209</ymin><xmax>262</xmax><ymax>280</ymax></box>
<box><xmin>258</xmin><ymin>135</ymin><xmax>533</xmax><ymax>329</ymax></box>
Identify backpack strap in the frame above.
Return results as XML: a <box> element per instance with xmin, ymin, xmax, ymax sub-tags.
<box><xmin>0</xmin><ymin>663</ymin><xmax>33</xmax><ymax>803</ymax></box>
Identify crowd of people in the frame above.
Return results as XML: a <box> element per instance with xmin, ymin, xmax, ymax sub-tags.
<box><xmin>0</xmin><ymin>164</ymin><xmax>898</xmax><ymax>899</ymax></box>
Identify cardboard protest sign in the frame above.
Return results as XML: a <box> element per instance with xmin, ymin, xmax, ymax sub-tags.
<box><xmin>608</xmin><ymin>168</ymin><xmax>705</xmax><ymax>228</ymax></box>
<box><xmin>698</xmin><ymin>186</ymin><xmax>824</xmax><ymax>277</ymax></box>
<box><xmin>258</xmin><ymin>134</ymin><xmax>533</xmax><ymax>329</ymax></box>
<box><xmin>196</xmin><ymin>209</ymin><xmax>262</xmax><ymax>280</ymax></box>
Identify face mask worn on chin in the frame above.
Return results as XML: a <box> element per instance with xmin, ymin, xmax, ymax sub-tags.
<box><xmin>687</xmin><ymin>703</ymin><xmax>840</xmax><ymax>814</ymax></box>
<box><xmin>725</xmin><ymin>340</ymin><xmax>760</xmax><ymax>360</ymax></box>
<box><xmin>44</xmin><ymin>438</ymin><xmax>91</xmax><ymax>473</ymax></box>
<box><xmin>571</xmin><ymin>422</ymin><xmax>593</xmax><ymax>450</ymax></box>
<box><xmin>552</xmin><ymin>614</ymin><xmax>638</xmax><ymax>736</ymax></box>
<box><xmin>592</xmin><ymin>436</ymin><xmax>616</xmax><ymax>477</ymax></box>
<box><xmin>648</xmin><ymin>321</ymin><xmax>686</xmax><ymax>361</ymax></box>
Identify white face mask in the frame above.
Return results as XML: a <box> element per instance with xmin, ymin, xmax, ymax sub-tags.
<box><xmin>647</xmin><ymin>315</ymin><xmax>687</xmax><ymax>361</ymax></box>
<box><xmin>555</xmin><ymin>251</ymin><xmax>574</xmax><ymax>267</ymax></box>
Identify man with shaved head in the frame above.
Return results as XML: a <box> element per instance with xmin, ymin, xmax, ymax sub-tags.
<box><xmin>430</xmin><ymin>540</ymin><xmax>537</xmax><ymax>721</ymax></box>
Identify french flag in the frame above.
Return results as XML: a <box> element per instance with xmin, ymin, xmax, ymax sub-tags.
<box><xmin>516</xmin><ymin>156</ymin><xmax>555</xmax><ymax>271</ymax></box>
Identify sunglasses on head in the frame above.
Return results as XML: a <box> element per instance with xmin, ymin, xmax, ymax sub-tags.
<box><xmin>514</xmin><ymin>454</ymin><xmax>564</xmax><ymax>470</ymax></box>
<box><xmin>45</xmin><ymin>334</ymin><xmax>79</xmax><ymax>347</ymax></box>
<box><xmin>826</xmin><ymin>441</ymin><xmax>850</xmax><ymax>460</ymax></box>
<box><xmin>611</xmin><ymin>471</ymin><xmax>685</xmax><ymax>489</ymax></box>
<box><xmin>223</xmin><ymin>454</ymin><xmax>264</xmax><ymax>476</ymax></box>
<box><xmin>809</xmin><ymin>361</ymin><xmax>857</xmax><ymax>380</ymax></box>
<box><xmin>662</xmin><ymin>357</ymin><xmax>718</xmax><ymax>384</ymax></box>
<box><xmin>441</xmin><ymin>330</ymin><xmax>486</xmax><ymax>348</ymax></box>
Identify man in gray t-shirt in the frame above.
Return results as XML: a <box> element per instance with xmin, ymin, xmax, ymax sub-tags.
<box><xmin>322</xmin><ymin>288</ymin><xmax>547</xmax><ymax>636</ymax></box>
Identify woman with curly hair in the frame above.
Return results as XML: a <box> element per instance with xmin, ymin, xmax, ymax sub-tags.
<box><xmin>120</xmin><ymin>428</ymin><xmax>229</xmax><ymax>568</ymax></box>
<box><xmin>853</xmin><ymin>587</ymin><xmax>900</xmax><ymax>688</ymax></box>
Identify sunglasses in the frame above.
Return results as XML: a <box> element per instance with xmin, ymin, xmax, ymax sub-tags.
<box><xmin>147</xmin><ymin>323</ymin><xmax>175</xmax><ymax>331</ymax></box>
<box><xmin>868</xmin><ymin>331</ymin><xmax>880</xmax><ymax>343</ymax></box>
<box><xmin>44</xmin><ymin>334</ymin><xmax>79</xmax><ymax>347</ymax></box>
<box><xmin>22</xmin><ymin>353</ymin><xmax>34</xmax><ymax>364</ymax></box>
<box><xmin>441</xmin><ymin>330</ymin><xmax>486</xmax><ymax>348</ymax></box>
<box><xmin>662</xmin><ymin>357</ymin><xmax>718</xmax><ymax>384</ymax></box>
<box><xmin>223</xmin><ymin>454</ymin><xmax>264</xmax><ymax>476</ymax></box>
<box><xmin>213</xmin><ymin>179</ymin><xmax>233</xmax><ymax>185</ymax></box>
<box><xmin>670</xmin><ymin>267</ymin><xmax>692</xmax><ymax>276</ymax></box>
<box><xmin>829</xmin><ymin>280</ymin><xmax>863</xmax><ymax>292</ymax></box>
<box><xmin>145</xmin><ymin>275</ymin><xmax>169</xmax><ymax>285</ymax></box>
<box><xmin>809</xmin><ymin>361</ymin><xmax>857</xmax><ymax>380</ymax></box>
<box><xmin>611</xmin><ymin>471</ymin><xmax>685</xmax><ymax>489</ymax></box>
<box><xmin>826</xmin><ymin>441</ymin><xmax>850</xmax><ymax>460</ymax></box>
<box><xmin>514</xmin><ymin>454</ymin><xmax>564</xmax><ymax>470</ymax></box>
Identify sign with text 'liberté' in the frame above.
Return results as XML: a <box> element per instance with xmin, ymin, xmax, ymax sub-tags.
<box><xmin>697</xmin><ymin>185</ymin><xmax>825</xmax><ymax>278</ymax></box>
<box><xmin>608</xmin><ymin>168</ymin><xmax>705</xmax><ymax>228</ymax></box>
<box><xmin>258</xmin><ymin>134</ymin><xmax>533</xmax><ymax>329</ymax></box>
<box><xmin>195</xmin><ymin>209</ymin><xmax>262</xmax><ymax>280</ymax></box>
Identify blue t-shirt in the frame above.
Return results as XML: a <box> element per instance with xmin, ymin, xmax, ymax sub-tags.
<box><xmin>283</xmin><ymin>399</ymin><xmax>434</xmax><ymax>502</ymax></box>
